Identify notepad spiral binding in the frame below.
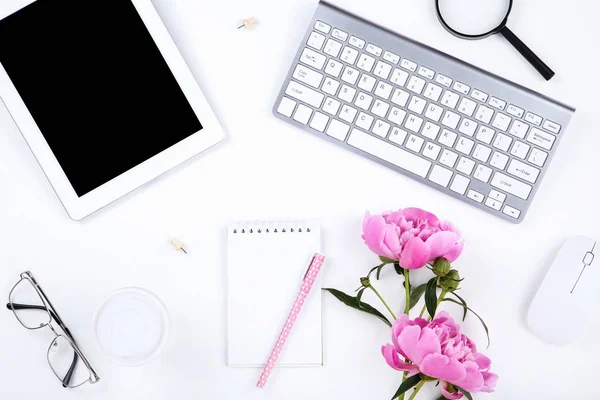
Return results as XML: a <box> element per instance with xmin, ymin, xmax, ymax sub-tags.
<box><xmin>229</xmin><ymin>221</ymin><xmax>318</xmax><ymax>235</ymax></box>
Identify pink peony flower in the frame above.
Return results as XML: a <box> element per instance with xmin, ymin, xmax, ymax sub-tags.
<box><xmin>382</xmin><ymin>312</ymin><xmax>498</xmax><ymax>399</ymax></box>
<box><xmin>362</xmin><ymin>208</ymin><xmax>464</xmax><ymax>269</ymax></box>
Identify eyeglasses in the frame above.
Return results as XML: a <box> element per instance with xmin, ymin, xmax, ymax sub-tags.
<box><xmin>6</xmin><ymin>271</ymin><xmax>100</xmax><ymax>388</ymax></box>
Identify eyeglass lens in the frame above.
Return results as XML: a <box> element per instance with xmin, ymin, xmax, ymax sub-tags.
<box><xmin>9</xmin><ymin>278</ymin><xmax>51</xmax><ymax>329</ymax></box>
<box><xmin>47</xmin><ymin>335</ymin><xmax>91</xmax><ymax>388</ymax></box>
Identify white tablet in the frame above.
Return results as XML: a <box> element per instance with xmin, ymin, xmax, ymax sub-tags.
<box><xmin>0</xmin><ymin>0</ymin><xmax>224</xmax><ymax>220</ymax></box>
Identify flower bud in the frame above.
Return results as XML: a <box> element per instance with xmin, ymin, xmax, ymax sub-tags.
<box><xmin>440</xmin><ymin>269</ymin><xmax>461</xmax><ymax>291</ymax></box>
<box><xmin>432</xmin><ymin>258</ymin><xmax>451</xmax><ymax>277</ymax></box>
<box><xmin>360</xmin><ymin>277</ymin><xmax>371</xmax><ymax>287</ymax></box>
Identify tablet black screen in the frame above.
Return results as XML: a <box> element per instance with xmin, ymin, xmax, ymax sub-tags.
<box><xmin>0</xmin><ymin>0</ymin><xmax>202</xmax><ymax>196</ymax></box>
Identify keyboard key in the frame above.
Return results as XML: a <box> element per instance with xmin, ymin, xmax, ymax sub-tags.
<box><xmin>358</xmin><ymin>74</ymin><xmax>376</xmax><ymax>92</ymax></box>
<box><xmin>507</xmin><ymin>159</ymin><xmax>540</xmax><ymax>184</ymax></box>
<box><xmin>457</xmin><ymin>157</ymin><xmax>475</xmax><ymax>175</ymax></box>
<box><xmin>372</xmin><ymin>120</ymin><xmax>391</xmax><ymax>137</ymax></box>
<box><xmin>355</xmin><ymin>92</ymin><xmax>373</xmax><ymax>110</ymax></box>
<box><xmin>366</xmin><ymin>43</ymin><xmax>382</xmax><ymax>56</ymax></box>
<box><xmin>455</xmin><ymin>137</ymin><xmax>475</xmax><ymax>154</ymax></box>
<box><xmin>476</xmin><ymin>126</ymin><xmax>495</xmax><ymax>144</ymax></box>
<box><xmin>507</xmin><ymin>104</ymin><xmax>524</xmax><ymax>118</ymax></box>
<box><xmin>475</xmin><ymin>105</ymin><xmax>494</xmax><ymax>124</ymax></box>
<box><xmin>349</xmin><ymin>35</ymin><xmax>365</xmax><ymax>49</ymax></box>
<box><xmin>485</xmin><ymin>197</ymin><xmax>502</xmax><ymax>211</ymax></box>
<box><xmin>309</xmin><ymin>112</ymin><xmax>329</xmax><ymax>132</ymax></box>
<box><xmin>390</xmin><ymin>68</ymin><xmax>409</xmax><ymax>86</ymax></box>
<box><xmin>467</xmin><ymin>189</ymin><xmax>485</xmax><ymax>203</ymax></box>
<box><xmin>435</xmin><ymin>74</ymin><xmax>452</xmax><ymax>87</ymax></box>
<box><xmin>323</xmin><ymin>97</ymin><xmax>341</xmax><ymax>115</ymax></box>
<box><xmin>503</xmin><ymin>205</ymin><xmax>521</xmax><ymax>219</ymax></box>
<box><xmin>406</xmin><ymin>134</ymin><xmax>424</xmax><ymax>152</ymax></box>
<box><xmin>389</xmin><ymin>127</ymin><xmax>408</xmax><ymax>145</ymax></box>
<box><xmin>407</xmin><ymin>76</ymin><xmax>426</xmax><ymax>94</ymax></box>
<box><xmin>489</xmin><ymin>97</ymin><xmax>506</xmax><ymax>111</ymax></box>
<box><xmin>341</xmin><ymin>66</ymin><xmax>360</xmax><ymax>84</ymax></box>
<box><xmin>441</xmin><ymin>91</ymin><xmax>460</xmax><ymax>108</ymax></box>
<box><xmin>374</xmin><ymin>61</ymin><xmax>392</xmax><ymax>79</ymax></box>
<box><xmin>324</xmin><ymin>60</ymin><xmax>344</xmax><ymax>78</ymax></box>
<box><xmin>375</xmin><ymin>82</ymin><xmax>393</xmax><ymax>99</ymax></box>
<box><xmin>528</xmin><ymin>148</ymin><xmax>548</xmax><ymax>167</ymax></box>
<box><xmin>491</xmin><ymin>172</ymin><xmax>532</xmax><ymax>200</ymax></box>
<box><xmin>441</xmin><ymin>111</ymin><xmax>460</xmax><ymax>129</ymax></box>
<box><xmin>493</xmin><ymin>133</ymin><xmax>512</xmax><ymax>152</ymax></box>
<box><xmin>422</xmin><ymin>122</ymin><xmax>440</xmax><ymax>140</ymax></box>
<box><xmin>510</xmin><ymin>141</ymin><xmax>530</xmax><ymax>159</ymax></box>
<box><xmin>285</xmin><ymin>81</ymin><xmax>324</xmax><ymax>108</ymax></box>
<box><xmin>300</xmin><ymin>48</ymin><xmax>326</xmax><ymax>70</ymax></box>
<box><xmin>293</xmin><ymin>64</ymin><xmax>324</xmax><ymax>88</ymax></box>
<box><xmin>391</xmin><ymin>89</ymin><xmax>410</xmax><ymax>107</ymax></box>
<box><xmin>347</xmin><ymin>129</ymin><xmax>431</xmax><ymax>177</ymax></box>
<box><xmin>314</xmin><ymin>21</ymin><xmax>331</xmax><ymax>34</ymax></box>
<box><xmin>473</xmin><ymin>144</ymin><xmax>492</xmax><ymax>163</ymax></box>
<box><xmin>324</xmin><ymin>39</ymin><xmax>343</xmax><ymax>57</ymax></box>
<box><xmin>423</xmin><ymin>142</ymin><xmax>441</xmax><ymax>160</ymax></box>
<box><xmin>450</xmin><ymin>175</ymin><xmax>470</xmax><ymax>195</ymax></box>
<box><xmin>388</xmin><ymin>107</ymin><xmax>407</xmax><ymax>125</ymax></box>
<box><xmin>453</xmin><ymin>81</ymin><xmax>470</xmax><ymax>95</ymax></box>
<box><xmin>326</xmin><ymin>119</ymin><xmax>350</xmax><ymax>141</ymax></box>
<box><xmin>322</xmin><ymin>77</ymin><xmax>340</xmax><ymax>95</ymax></box>
<box><xmin>408</xmin><ymin>96</ymin><xmax>427</xmax><ymax>114</ymax></box>
<box><xmin>429</xmin><ymin>165</ymin><xmax>453</xmax><ymax>187</ymax></box>
<box><xmin>525</xmin><ymin>112</ymin><xmax>542</xmax><ymax>126</ymax></box>
<box><xmin>338</xmin><ymin>85</ymin><xmax>356</xmax><ymax>102</ymax></box>
<box><xmin>383</xmin><ymin>51</ymin><xmax>400</xmax><ymax>64</ymax></box>
<box><xmin>331</xmin><ymin>28</ymin><xmax>348</xmax><ymax>41</ymax></box>
<box><xmin>458</xmin><ymin>98</ymin><xmax>477</xmax><ymax>116</ymax></box>
<box><xmin>471</xmin><ymin>89</ymin><xmax>488</xmax><ymax>102</ymax></box>
<box><xmin>418</xmin><ymin>66</ymin><xmax>435</xmax><ymax>79</ymax></box>
<box><xmin>424</xmin><ymin>83</ymin><xmax>443</xmax><ymax>102</ymax></box>
<box><xmin>488</xmin><ymin>190</ymin><xmax>506</xmax><ymax>202</ymax></box>
<box><xmin>357</xmin><ymin>54</ymin><xmax>376</xmax><ymax>72</ymax></box>
<box><xmin>307</xmin><ymin>31</ymin><xmax>326</xmax><ymax>50</ymax></box>
<box><xmin>440</xmin><ymin>149</ymin><xmax>458</xmax><ymax>167</ymax></box>
<box><xmin>356</xmin><ymin>112</ymin><xmax>374</xmax><ymax>130</ymax></box>
<box><xmin>458</xmin><ymin>118</ymin><xmax>477</xmax><ymax>136</ymax></box>
<box><xmin>492</xmin><ymin>113</ymin><xmax>511</xmax><ymax>131</ymax></box>
<box><xmin>490</xmin><ymin>152</ymin><xmax>509</xmax><ymax>170</ymax></box>
<box><xmin>474</xmin><ymin>164</ymin><xmax>493</xmax><ymax>183</ymax></box>
<box><xmin>293</xmin><ymin>104</ymin><xmax>313</xmax><ymax>124</ymax></box>
<box><xmin>339</xmin><ymin>105</ymin><xmax>358</xmax><ymax>123</ymax></box>
<box><xmin>371</xmin><ymin>99</ymin><xmax>390</xmax><ymax>118</ymax></box>
<box><xmin>439</xmin><ymin>129</ymin><xmax>457</xmax><ymax>147</ymax></box>
<box><xmin>401</xmin><ymin>59</ymin><xmax>417</xmax><ymax>72</ymax></box>
<box><xmin>277</xmin><ymin>97</ymin><xmax>296</xmax><ymax>117</ymax></box>
<box><xmin>341</xmin><ymin>46</ymin><xmax>359</xmax><ymax>64</ymax></box>
<box><xmin>527</xmin><ymin>127</ymin><xmax>555</xmax><ymax>150</ymax></box>
<box><xmin>425</xmin><ymin>104</ymin><xmax>444</xmax><ymax>122</ymax></box>
<box><xmin>543</xmin><ymin>120</ymin><xmax>561</xmax><ymax>134</ymax></box>
<box><xmin>405</xmin><ymin>115</ymin><xmax>424</xmax><ymax>133</ymax></box>
<box><xmin>509</xmin><ymin>120</ymin><xmax>529</xmax><ymax>139</ymax></box>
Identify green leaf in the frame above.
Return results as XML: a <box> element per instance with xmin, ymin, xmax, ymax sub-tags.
<box><xmin>408</xmin><ymin>283</ymin><xmax>427</xmax><ymax>311</ymax></box>
<box><xmin>425</xmin><ymin>277</ymin><xmax>438</xmax><ymax>318</ymax></box>
<box><xmin>323</xmin><ymin>288</ymin><xmax>392</xmax><ymax>327</ymax></box>
<box><xmin>443</xmin><ymin>298</ymin><xmax>490</xmax><ymax>348</ymax></box>
<box><xmin>394</xmin><ymin>262</ymin><xmax>405</xmax><ymax>275</ymax></box>
<box><xmin>379</xmin><ymin>256</ymin><xmax>396</xmax><ymax>264</ymax></box>
<box><xmin>376</xmin><ymin>264</ymin><xmax>386</xmax><ymax>280</ymax></box>
<box><xmin>456</xmin><ymin>387</ymin><xmax>473</xmax><ymax>400</ymax></box>
<box><xmin>449</xmin><ymin>291</ymin><xmax>468</xmax><ymax>321</ymax></box>
<box><xmin>356</xmin><ymin>287</ymin><xmax>365</xmax><ymax>304</ymax></box>
<box><xmin>391</xmin><ymin>374</ymin><xmax>421</xmax><ymax>400</ymax></box>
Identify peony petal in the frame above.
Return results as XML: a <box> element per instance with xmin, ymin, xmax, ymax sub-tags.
<box><xmin>383</xmin><ymin>224</ymin><xmax>402</xmax><ymax>258</ymax></box>
<box><xmin>454</xmin><ymin>361</ymin><xmax>485</xmax><ymax>392</ymax></box>
<box><xmin>481</xmin><ymin>372</ymin><xmax>499</xmax><ymax>392</ymax></box>
<box><xmin>444</xmin><ymin>241</ymin><xmax>465</xmax><ymax>263</ymax></box>
<box><xmin>397</xmin><ymin>325</ymin><xmax>422</xmax><ymax>364</ymax></box>
<box><xmin>426</xmin><ymin>231</ymin><xmax>460</xmax><ymax>260</ymax></box>
<box><xmin>399</xmin><ymin>237</ymin><xmax>431</xmax><ymax>269</ymax></box>
<box><xmin>439</xmin><ymin>220</ymin><xmax>461</xmax><ymax>236</ymax></box>
<box><xmin>440</xmin><ymin>381</ymin><xmax>464</xmax><ymax>400</ymax></box>
<box><xmin>363</xmin><ymin>211</ymin><xmax>372</xmax><ymax>233</ymax></box>
<box><xmin>402</xmin><ymin>208</ymin><xmax>440</xmax><ymax>227</ymax></box>
<box><xmin>413</xmin><ymin>327</ymin><xmax>442</xmax><ymax>365</ymax></box>
<box><xmin>362</xmin><ymin>215</ymin><xmax>396</xmax><ymax>260</ymax></box>
<box><xmin>420</xmin><ymin>353</ymin><xmax>466</xmax><ymax>383</ymax></box>
<box><xmin>475</xmin><ymin>353</ymin><xmax>491</xmax><ymax>371</ymax></box>
<box><xmin>392</xmin><ymin>315</ymin><xmax>414</xmax><ymax>356</ymax></box>
<box><xmin>381</xmin><ymin>344</ymin><xmax>419</xmax><ymax>373</ymax></box>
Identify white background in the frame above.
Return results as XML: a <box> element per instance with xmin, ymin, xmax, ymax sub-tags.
<box><xmin>1</xmin><ymin>0</ymin><xmax>599</xmax><ymax>399</ymax></box>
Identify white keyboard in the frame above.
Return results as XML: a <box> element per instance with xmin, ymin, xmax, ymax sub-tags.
<box><xmin>274</xmin><ymin>1</ymin><xmax>575</xmax><ymax>223</ymax></box>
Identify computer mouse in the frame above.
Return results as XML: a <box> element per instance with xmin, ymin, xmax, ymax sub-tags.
<box><xmin>527</xmin><ymin>236</ymin><xmax>597</xmax><ymax>345</ymax></box>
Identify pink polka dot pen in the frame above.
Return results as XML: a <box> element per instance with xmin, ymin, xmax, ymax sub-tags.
<box><xmin>256</xmin><ymin>253</ymin><xmax>326</xmax><ymax>389</ymax></box>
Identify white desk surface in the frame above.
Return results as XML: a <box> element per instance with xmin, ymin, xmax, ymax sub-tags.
<box><xmin>1</xmin><ymin>0</ymin><xmax>599</xmax><ymax>398</ymax></box>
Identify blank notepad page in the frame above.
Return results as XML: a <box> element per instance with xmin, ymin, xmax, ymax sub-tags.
<box><xmin>227</xmin><ymin>221</ymin><xmax>322</xmax><ymax>367</ymax></box>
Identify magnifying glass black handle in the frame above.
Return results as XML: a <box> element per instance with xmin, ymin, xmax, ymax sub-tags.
<box><xmin>500</xmin><ymin>27</ymin><xmax>555</xmax><ymax>81</ymax></box>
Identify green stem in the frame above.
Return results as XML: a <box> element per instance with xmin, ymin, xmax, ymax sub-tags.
<box><xmin>403</xmin><ymin>268</ymin><xmax>411</xmax><ymax>315</ymax></box>
<box><xmin>368</xmin><ymin>284</ymin><xmax>397</xmax><ymax>321</ymax></box>
<box><xmin>407</xmin><ymin>380</ymin><xmax>425</xmax><ymax>400</ymax></box>
<box><xmin>418</xmin><ymin>303</ymin><xmax>427</xmax><ymax>318</ymax></box>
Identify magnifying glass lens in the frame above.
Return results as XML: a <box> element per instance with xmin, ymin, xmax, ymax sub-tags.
<box><xmin>437</xmin><ymin>0</ymin><xmax>511</xmax><ymax>36</ymax></box>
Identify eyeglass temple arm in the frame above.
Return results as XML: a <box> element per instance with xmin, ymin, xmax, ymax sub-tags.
<box><xmin>6</xmin><ymin>302</ymin><xmax>80</xmax><ymax>388</ymax></box>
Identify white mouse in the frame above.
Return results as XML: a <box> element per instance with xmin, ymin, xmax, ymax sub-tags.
<box><xmin>527</xmin><ymin>236</ymin><xmax>597</xmax><ymax>345</ymax></box>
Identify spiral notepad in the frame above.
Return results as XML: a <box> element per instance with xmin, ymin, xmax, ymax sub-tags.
<box><xmin>227</xmin><ymin>220</ymin><xmax>322</xmax><ymax>367</ymax></box>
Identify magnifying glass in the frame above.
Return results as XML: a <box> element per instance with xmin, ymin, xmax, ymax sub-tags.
<box><xmin>435</xmin><ymin>0</ymin><xmax>555</xmax><ymax>81</ymax></box>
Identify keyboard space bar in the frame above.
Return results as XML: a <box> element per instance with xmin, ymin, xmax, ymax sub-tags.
<box><xmin>347</xmin><ymin>129</ymin><xmax>431</xmax><ymax>178</ymax></box>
